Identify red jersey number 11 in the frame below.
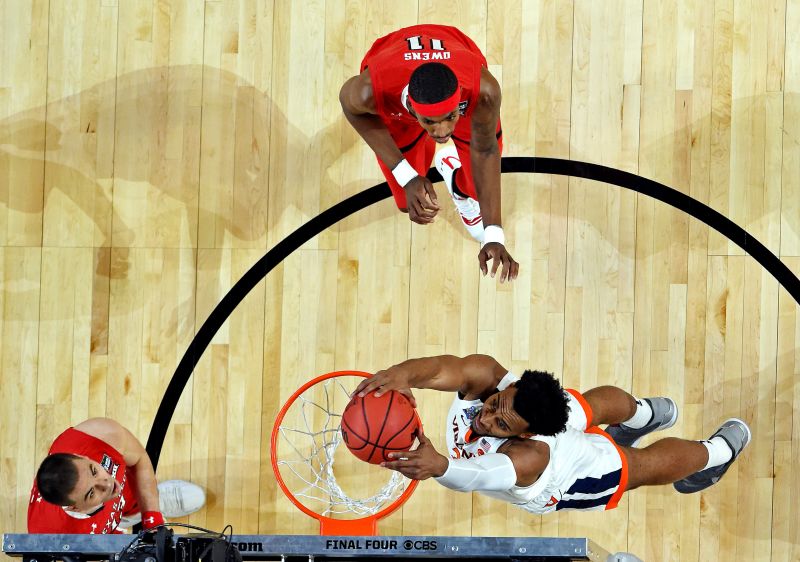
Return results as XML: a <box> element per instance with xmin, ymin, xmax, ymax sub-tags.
<box><xmin>405</xmin><ymin>36</ymin><xmax>446</xmax><ymax>51</ymax></box>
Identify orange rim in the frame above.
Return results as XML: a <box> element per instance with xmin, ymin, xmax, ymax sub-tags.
<box><xmin>269</xmin><ymin>370</ymin><xmax>420</xmax><ymax>534</ymax></box>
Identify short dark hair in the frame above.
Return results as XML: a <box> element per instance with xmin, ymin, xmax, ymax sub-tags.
<box><xmin>36</xmin><ymin>453</ymin><xmax>81</xmax><ymax>505</ymax></box>
<box><xmin>512</xmin><ymin>370</ymin><xmax>570</xmax><ymax>436</ymax></box>
<box><xmin>408</xmin><ymin>62</ymin><xmax>458</xmax><ymax>104</ymax></box>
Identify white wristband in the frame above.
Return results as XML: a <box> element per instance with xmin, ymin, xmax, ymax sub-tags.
<box><xmin>482</xmin><ymin>225</ymin><xmax>505</xmax><ymax>247</ymax></box>
<box><xmin>391</xmin><ymin>159</ymin><xmax>419</xmax><ymax>187</ymax></box>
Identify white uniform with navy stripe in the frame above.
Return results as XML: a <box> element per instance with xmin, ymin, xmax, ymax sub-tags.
<box><xmin>443</xmin><ymin>372</ymin><xmax>627</xmax><ymax>514</ymax></box>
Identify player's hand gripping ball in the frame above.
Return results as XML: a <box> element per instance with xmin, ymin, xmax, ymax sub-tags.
<box><xmin>341</xmin><ymin>390</ymin><xmax>420</xmax><ymax>464</ymax></box>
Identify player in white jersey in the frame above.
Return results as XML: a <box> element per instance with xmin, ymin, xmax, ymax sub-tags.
<box><xmin>354</xmin><ymin>354</ymin><xmax>751</xmax><ymax>514</ymax></box>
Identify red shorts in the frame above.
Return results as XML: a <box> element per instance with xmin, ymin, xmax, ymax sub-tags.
<box><xmin>377</xmin><ymin>122</ymin><xmax>503</xmax><ymax>209</ymax></box>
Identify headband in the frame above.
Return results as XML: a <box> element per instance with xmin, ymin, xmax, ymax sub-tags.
<box><xmin>408</xmin><ymin>87</ymin><xmax>461</xmax><ymax>117</ymax></box>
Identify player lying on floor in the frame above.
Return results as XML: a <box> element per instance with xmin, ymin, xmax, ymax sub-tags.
<box><xmin>354</xmin><ymin>355</ymin><xmax>750</xmax><ymax>513</ymax></box>
<box><xmin>28</xmin><ymin>417</ymin><xmax>205</xmax><ymax>534</ymax></box>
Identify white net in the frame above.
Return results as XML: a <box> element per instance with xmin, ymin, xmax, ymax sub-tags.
<box><xmin>274</xmin><ymin>374</ymin><xmax>412</xmax><ymax>518</ymax></box>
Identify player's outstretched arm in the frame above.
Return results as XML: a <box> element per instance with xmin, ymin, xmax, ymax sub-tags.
<box><xmin>75</xmin><ymin>418</ymin><xmax>162</xmax><ymax>521</ymax></box>
<box><xmin>355</xmin><ymin>354</ymin><xmax>507</xmax><ymax>400</ymax></box>
<box><xmin>471</xmin><ymin>68</ymin><xmax>518</xmax><ymax>283</ymax></box>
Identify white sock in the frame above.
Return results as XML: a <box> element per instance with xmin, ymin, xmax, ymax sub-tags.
<box><xmin>621</xmin><ymin>398</ymin><xmax>653</xmax><ymax>429</ymax></box>
<box><xmin>701</xmin><ymin>436</ymin><xmax>733</xmax><ymax>470</ymax></box>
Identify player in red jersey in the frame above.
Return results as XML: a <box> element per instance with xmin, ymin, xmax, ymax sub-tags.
<box><xmin>28</xmin><ymin>418</ymin><xmax>204</xmax><ymax>534</ymax></box>
<box><xmin>340</xmin><ymin>24</ymin><xmax>519</xmax><ymax>283</ymax></box>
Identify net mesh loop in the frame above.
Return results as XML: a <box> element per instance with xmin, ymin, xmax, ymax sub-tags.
<box><xmin>275</xmin><ymin>376</ymin><xmax>409</xmax><ymax>517</ymax></box>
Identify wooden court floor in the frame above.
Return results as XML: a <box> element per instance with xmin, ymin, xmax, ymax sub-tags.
<box><xmin>1</xmin><ymin>1</ymin><xmax>799</xmax><ymax>560</ymax></box>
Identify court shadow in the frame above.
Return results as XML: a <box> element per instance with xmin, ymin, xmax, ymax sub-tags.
<box><xmin>498</xmin><ymin>81</ymin><xmax>799</xmax><ymax>272</ymax></box>
<box><xmin>0</xmin><ymin>64</ymin><xmax>375</xmax><ymax>258</ymax></box>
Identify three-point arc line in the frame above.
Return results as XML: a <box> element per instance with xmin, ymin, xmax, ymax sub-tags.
<box><xmin>146</xmin><ymin>157</ymin><xmax>800</xmax><ymax>467</ymax></box>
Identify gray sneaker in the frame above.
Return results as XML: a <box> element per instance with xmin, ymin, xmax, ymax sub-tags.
<box><xmin>673</xmin><ymin>418</ymin><xmax>751</xmax><ymax>494</ymax></box>
<box><xmin>606</xmin><ymin>397</ymin><xmax>678</xmax><ymax>447</ymax></box>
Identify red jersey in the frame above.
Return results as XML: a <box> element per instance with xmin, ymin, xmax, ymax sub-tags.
<box><xmin>361</xmin><ymin>24</ymin><xmax>488</xmax><ymax>139</ymax></box>
<box><xmin>28</xmin><ymin>428</ymin><xmax>138</xmax><ymax>534</ymax></box>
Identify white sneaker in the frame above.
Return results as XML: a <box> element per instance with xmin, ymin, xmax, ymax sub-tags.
<box><xmin>158</xmin><ymin>480</ymin><xmax>206</xmax><ymax>518</ymax></box>
<box><xmin>434</xmin><ymin>145</ymin><xmax>484</xmax><ymax>242</ymax></box>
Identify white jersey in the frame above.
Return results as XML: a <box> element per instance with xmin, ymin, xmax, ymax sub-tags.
<box><xmin>443</xmin><ymin>372</ymin><xmax>627</xmax><ymax>514</ymax></box>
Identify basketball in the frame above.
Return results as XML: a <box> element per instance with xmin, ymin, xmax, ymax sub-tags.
<box><xmin>340</xmin><ymin>390</ymin><xmax>420</xmax><ymax>464</ymax></box>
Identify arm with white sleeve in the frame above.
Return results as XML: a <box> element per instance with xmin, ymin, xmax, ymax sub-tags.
<box><xmin>434</xmin><ymin>453</ymin><xmax>518</xmax><ymax>492</ymax></box>
<box><xmin>383</xmin><ymin>429</ymin><xmax>548</xmax><ymax>491</ymax></box>
<box><xmin>438</xmin><ymin>438</ymin><xmax>549</xmax><ymax>490</ymax></box>
<box><xmin>382</xmin><ymin>429</ymin><xmax>520</xmax><ymax>490</ymax></box>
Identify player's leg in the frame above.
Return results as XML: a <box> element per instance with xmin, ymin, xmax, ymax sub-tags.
<box><xmin>581</xmin><ymin>386</ymin><xmax>636</xmax><ymax>426</ymax></box>
<box><xmin>377</xmin><ymin>156</ymin><xmax>410</xmax><ymax>212</ymax></box>
<box><xmin>622</xmin><ymin>438</ymin><xmax>707</xmax><ymax>490</ymax></box>
<box><xmin>437</xmin><ymin>125</ymin><xmax>503</xmax><ymax>243</ymax></box>
<box><xmin>583</xmin><ymin>386</ymin><xmax>678</xmax><ymax>447</ymax></box>
<box><xmin>622</xmin><ymin>418</ymin><xmax>751</xmax><ymax>492</ymax></box>
<box><xmin>434</xmin><ymin>142</ymin><xmax>484</xmax><ymax>241</ymax></box>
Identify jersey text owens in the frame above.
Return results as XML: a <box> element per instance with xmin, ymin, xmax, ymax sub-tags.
<box><xmin>403</xmin><ymin>52</ymin><xmax>451</xmax><ymax>61</ymax></box>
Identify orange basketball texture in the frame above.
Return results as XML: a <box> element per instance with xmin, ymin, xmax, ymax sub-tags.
<box><xmin>340</xmin><ymin>390</ymin><xmax>420</xmax><ymax>464</ymax></box>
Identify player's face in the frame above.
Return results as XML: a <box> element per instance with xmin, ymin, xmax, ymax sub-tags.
<box><xmin>472</xmin><ymin>387</ymin><xmax>529</xmax><ymax>438</ymax></box>
<box><xmin>415</xmin><ymin>110</ymin><xmax>460</xmax><ymax>143</ymax></box>
<box><xmin>66</xmin><ymin>456</ymin><xmax>122</xmax><ymax>513</ymax></box>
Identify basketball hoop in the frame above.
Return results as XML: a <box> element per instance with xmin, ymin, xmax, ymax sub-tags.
<box><xmin>270</xmin><ymin>371</ymin><xmax>419</xmax><ymax>536</ymax></box>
